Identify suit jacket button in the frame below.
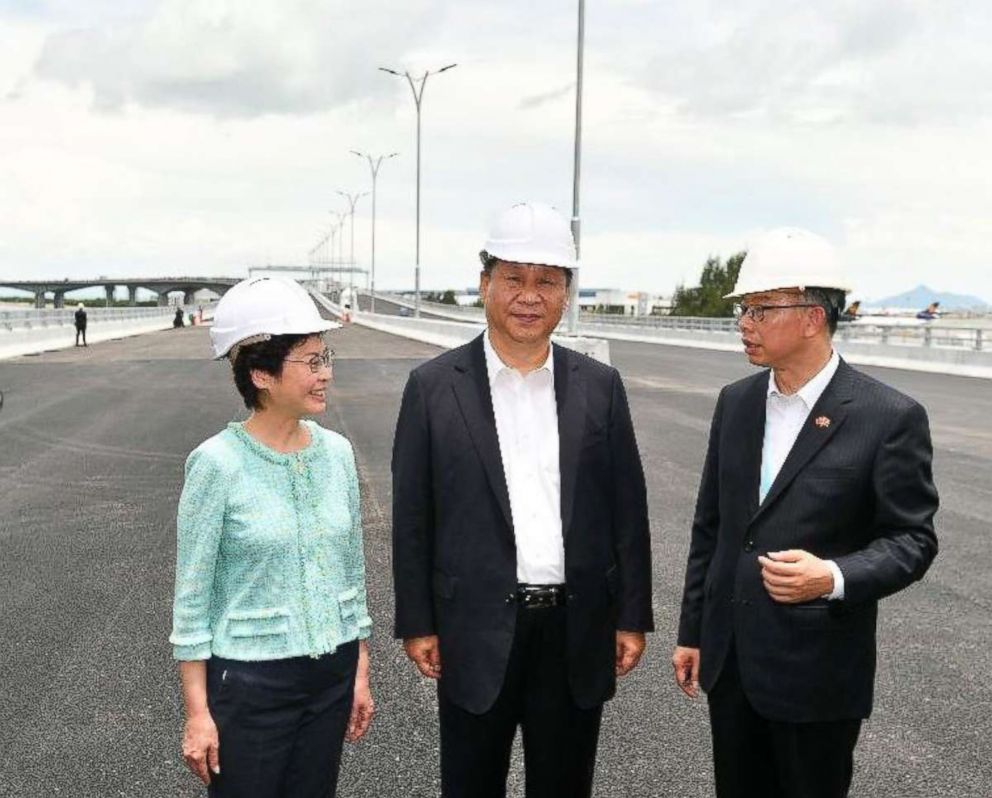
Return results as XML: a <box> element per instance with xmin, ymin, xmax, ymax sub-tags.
<box><xmin>505</xmin><ymin>593</ymin><xmax>515</xmax><ymax>604</ymax></box>
<box><xmin>743</xmin><ymin>540</ymin><xmax>754</xmax><ymax>552</ymax></box>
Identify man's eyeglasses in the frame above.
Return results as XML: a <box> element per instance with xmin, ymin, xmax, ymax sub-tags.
<box><xmin>733</xmin><ymin>303</ymin><xmax>817</xmax><ymax>324</ymax></box>
<box><xmin>284</xmin><ymin>349</ymin><xmax>335</xmax><ymax>373</ymax></box>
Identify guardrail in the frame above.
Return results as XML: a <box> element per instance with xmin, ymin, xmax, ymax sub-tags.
<box><xmin>397</xmin><ymin>296</ymin><xmax>990</xmax><ymax>353</ymax></box>
<box><xmin>0</xmin><ymin>305</ymin><xmax>199</xmax><ymax>331</ymax></box>
<box><xmin>0</xmin><ymin>302</ymin><xmax>217</xmax><ymax>360</ymax></box>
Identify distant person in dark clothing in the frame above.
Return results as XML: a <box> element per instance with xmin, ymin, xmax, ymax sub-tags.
<box><xmin>74</xmin><ymin>303</ymin><xmax>88</xmax><ymax>346</ymax></box>
<box><xmin>916</xmin><ymin>301</ymin><xmax>940</xmax><ymax>321</ymax></box>
<box><xmin>174</xmin><ymin>307</ymin><xmax>185</xmax><ymax>328</ymax></box>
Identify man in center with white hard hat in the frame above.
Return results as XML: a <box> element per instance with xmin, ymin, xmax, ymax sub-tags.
<box><xmin>392</xmin><ymin>202</ymin><xmax>653</xmax><ymax>797</ymax></box>
<box><xmin>672</xmin><ymin>228</ymin><xmax>939</xmax><ymax>798</ymax></box>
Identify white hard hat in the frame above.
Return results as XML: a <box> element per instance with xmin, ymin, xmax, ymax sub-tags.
<box><xmin>725</xmin><ymin>227</ymin><xmax>852</xmax><ymax>299</ymax></box>
<box><xmin>77</xmin><ymin>303</ymin><xmax>85</xmax><ymax>310</ymax></box>
<box><xmin>209</xmin><ymin>277</ymin><xmax>339</xmax><ymax>359</ymax></box>
<box><xmin>481</xmin><ymin>202</ymin><xmax>577</xmax><ymax>270</ymax></box>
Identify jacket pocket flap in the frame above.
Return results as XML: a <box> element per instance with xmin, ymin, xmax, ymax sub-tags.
<box><xmin>226</xmin><ymin>608</ymin><xmax>289</xmax><ymax>638</ymax></box>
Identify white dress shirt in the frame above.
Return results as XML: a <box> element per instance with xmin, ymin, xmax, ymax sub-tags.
<box><xmin>760</xmin><ymin>349</ymin><xmax>846</xmax><ymax>600</ymax></box>
<box><xmin>483</xmin><ymin>331</ymin><xmax>565</xmax><ymax>584</ymax></box>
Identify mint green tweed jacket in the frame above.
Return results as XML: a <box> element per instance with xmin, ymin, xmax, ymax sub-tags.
<box><xmin>169</xmin><ymin>421</ymin><xmax>372</xmax><ymax>661</ymax></box>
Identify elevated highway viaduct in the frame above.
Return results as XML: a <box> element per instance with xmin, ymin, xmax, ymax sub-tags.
<box><xmin>0</xmin><ymin>277</ymin><xmax>240</xmax><ymax>308</ymax></box>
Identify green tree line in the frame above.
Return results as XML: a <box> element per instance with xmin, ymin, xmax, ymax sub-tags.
<box><xmin>669</xmin><ymin>251</ymin><xmax>746</xmax><ymax>317</ymax></box>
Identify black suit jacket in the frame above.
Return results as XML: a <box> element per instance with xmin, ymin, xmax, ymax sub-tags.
<box><xmin>392</xmin><ymin>334</ymin><xmax>653</xmax><ymax>714</ymax></box>
<box><xmin>677</xmin><ymin>359</ymin><xmax>938</xmax><ymax>722</ymax></box>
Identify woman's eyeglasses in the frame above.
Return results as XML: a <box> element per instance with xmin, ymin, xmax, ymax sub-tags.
<box><xmin>284</xmin><ymin>349</ymin><xmax>335</xmax><ymax>373</ymax></box>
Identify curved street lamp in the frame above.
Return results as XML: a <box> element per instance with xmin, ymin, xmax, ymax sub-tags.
<box><xmin>351</xmin><ymin>150</ymin><xmax>399</xmax><ymax>313</ymax></box>
<box><xmin>379</xmin><ymin>63</ymin><xmax>457</xmax><ymax>317</ymax></box>
<box><xmin>336</xmin><ymin>189</ymin><xmax>369</xmax><ymax>293</ymax></box>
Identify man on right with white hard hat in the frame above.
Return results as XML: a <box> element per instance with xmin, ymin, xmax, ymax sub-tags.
<box><xmin>672</xmin><ymin>228</ymin><xmax>939</xmax><ymax>798</ymax></box>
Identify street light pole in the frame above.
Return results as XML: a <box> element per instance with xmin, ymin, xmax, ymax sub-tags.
<box><xmin>332</xmin><ymin>210</ymin><xmax>348</xmax><ymax>280</ymax></box>
<box><xmin>336</xmin><ymin>190</ymin><xmax>369</xmax><ymax>293</ymax></box>
<box><xmin>567</xmin><ymin>0</ymin><xmax>585</xmax><ymax>335</ymax></box>
<box><xmin>379</xmin><ymin>63</ymin><xmax>457</xmax><ymax>318</ymax></box>
<box><xmin>351</xmin><ymin>150</ymin><xmax>398</xmax><ymax>314</ymax></box>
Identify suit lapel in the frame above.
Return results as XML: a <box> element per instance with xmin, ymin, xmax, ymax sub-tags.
<box><xmin>736</xmin><ymin>373</ymin><xmax>769</xmax><ymax>521</ymax></box>
<box><xmin>750</xmin><ymin>360</ymin><xmax>854</xmax><ymax>524</ymax></box>
<box><xmin>450</xmin><ymin>335</ymin><xmax>514</xmax><ymax>532</ymax></box>
<box><xmin>555</xmin><ymin>344</ymin><xmax>586</xmax><ymax>541</ymax></box>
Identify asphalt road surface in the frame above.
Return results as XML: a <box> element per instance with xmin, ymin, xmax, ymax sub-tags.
<box><xmin>0</xmin><ymin>323</ymin><xmax>989</xmax><ymax>797</ymax></box>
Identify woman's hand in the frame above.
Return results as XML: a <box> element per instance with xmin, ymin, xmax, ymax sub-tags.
<box><xmin>346</xmin><ymin>641</ymin><xmax>374</xmax><ymax>742</ymax></box>
<box><xmin>346</xmin><ymin>677</ymin><xmax>375</xmax><ymax>742</ymax></box>
<box><xmin>182</xmin><ymin>710</ymin><xmax>220</xmax><ymax>785</ymax></box>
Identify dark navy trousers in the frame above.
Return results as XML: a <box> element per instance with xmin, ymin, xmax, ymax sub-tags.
<box><xmin>206</xmin><ymin>641</ymin><xmax>358</xmax><ymax>798</ymax></box>
<box><xmin>438</xmin><ymin>606</ymin><xmax>604</xmax><ymax>798</ymax></box>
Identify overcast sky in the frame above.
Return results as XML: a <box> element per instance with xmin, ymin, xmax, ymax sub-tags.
<box><xmin>1</xmin><ymin>0</ymin><xmax>991</xmax><ymax>302</ymax></box>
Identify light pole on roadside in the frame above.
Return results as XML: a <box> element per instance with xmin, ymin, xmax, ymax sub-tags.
<box><xmin>351</xmin><ymin>150</ymin><xmax>398</xmax><ymax>314</ymax></box>
<box><xmin>566</xmin><ymin>0</ymin><xmax>585</xmax><ymax>335</ymax></box>
<box><xmin>332</xmin><ymin>210</ymin><xmax>348</xmax><ymax>275</ymax></box>
<box><xmin>327</xmin><ymin>223</ymin><xmax>338</xmax><ymax>267</ymax></box>
<box><xmin>336</xmin><ymin>190</ymin><xmax>368</xmax><ymax>293</ymax></box>
<box><xmin>379</xmin><ymin>63</ymin><xmax>457</xmax><ymax>318</ymax></box>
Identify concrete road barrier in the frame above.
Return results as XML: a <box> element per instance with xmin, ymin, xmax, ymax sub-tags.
<box><xmin>0</xmin><ymin>305</ymin><xmax>215</xmax><ymax>361</ymax></box>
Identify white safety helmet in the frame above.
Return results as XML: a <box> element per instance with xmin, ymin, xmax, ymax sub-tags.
<box><xmin>725</xmin><ymin>227</ymin><xmax>852</xmax><ymax>299</ymax></box>
<box><xmin>480</xmin><ymin>202</ymin><xmax>577</xmax><ymax>270</ymax></box>
<box><xmin>209</xmin><ymin>276</ymin><xmax>339</xmax><ymax>360</ymax></box>
<box><xmin>77</xmin><ymin>303</ymin><xmax>85</xmax><ymax>310</ymax></box>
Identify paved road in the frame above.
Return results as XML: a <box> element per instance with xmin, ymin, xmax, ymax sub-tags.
<box><xmin>0</xmin><ymin>325</ymin><xmax>988</xmax><ymax>796</ymax></box>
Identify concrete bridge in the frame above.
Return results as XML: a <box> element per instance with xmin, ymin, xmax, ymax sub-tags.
<box><xmin>0</xmin><ymin>277</ymin><xmax>241</xmax><ymax>308</ymax></box>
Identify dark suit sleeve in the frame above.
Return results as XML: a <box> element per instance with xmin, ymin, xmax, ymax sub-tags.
<box><xmin>835</xmin><ymin>401</ymin><xmax>939</xmax><ymax>605</ymax></box>
<box><xmin>391</xmin><ymin>371</ymin><xmax>437</xmax><ymax>639</ymax></box>
<box><xmin>676</xmin><ymin>387</ymin><xmax>726</xmax><ymax>648</ymax></box>
<box><xmin>608</xmin><ymin>369</ymin><xmax>655</xmax><ymax>633</ymax></box>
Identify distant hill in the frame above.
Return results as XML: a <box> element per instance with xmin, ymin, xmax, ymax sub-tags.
<box><xmin>869</xmin><ymin>284</ymin><xmax>990</xmax><ymax>311</ymax></box>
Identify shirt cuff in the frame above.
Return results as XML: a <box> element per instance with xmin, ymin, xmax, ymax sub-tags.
<box><xmin>824</xmin><ymin>560</ymin><xmax>845</xmax><ymax>600</ymax></box>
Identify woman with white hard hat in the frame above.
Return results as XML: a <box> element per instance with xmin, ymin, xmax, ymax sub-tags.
<box><xmin>169</xmin><ymin>276</ymin><xmax>374</xmax><ymax>797</ymax></box>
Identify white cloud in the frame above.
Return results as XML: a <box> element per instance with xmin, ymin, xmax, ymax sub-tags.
<box><xmin>33</xmin><ymin>0</ymin><xmax>447</xmax><ymax>116</ymax></box>
<box><xmin>0</xmin><ymin>1</ymin><xmax>990</xmax><ymax>305</ymax></box>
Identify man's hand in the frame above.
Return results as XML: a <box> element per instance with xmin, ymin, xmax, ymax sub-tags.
<box><xmin>615</xmin><ymin>631</ymin><xmax>646</xmax><ymax>677</ymax></box>
<box><xmin>757</xmin><ymin>549</ymin><xmax>834</xmax><ymax>604</ymax></box>
<box><xmin>671</xmin><ymin>646</ymin><xmax>700</xmax><ymax>698</ymax></box>
<box><xmin>403</xmin><ymin>635</ymin><xmax>442</xmax><ymax>679</ymax></box>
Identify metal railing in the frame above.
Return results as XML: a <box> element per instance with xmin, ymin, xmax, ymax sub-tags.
<box><xmin>0</xmin><ymin>302</ymin><xmax>217</xmax><ymax>332</ymax></box>
<box><xmin>370</xmin><ymin>294</ymin><xmax>989</xmax><ymax>353</ymax></box>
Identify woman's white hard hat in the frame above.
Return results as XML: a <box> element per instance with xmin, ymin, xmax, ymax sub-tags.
<box><xmin>480</xmin><ymin>202</ymin><xmax>577</xmax><ymax>270</ymax></box>
<box><xmin>209</xmin><ymin>276</ymin><xmax>339</xmax><ymax>359</ymax></box>
<box><xmin>725</xmin><ymin>227</ymin><xmax>852</xmax><ymax>299</ymax></box>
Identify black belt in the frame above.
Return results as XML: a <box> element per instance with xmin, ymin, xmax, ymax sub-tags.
<box><xmin>515</xmin><ymin>584</ymin><xmax>567</xmax><ymax>609</ymax></box>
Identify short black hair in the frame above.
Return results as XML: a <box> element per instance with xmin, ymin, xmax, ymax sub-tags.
<box><xmin>479</xmin><ymin>252</ymin><xmax>573</xmax><ymax>288</ymax></box>
<box><xmin>802</xmin><ymin>287</ymin><xmax>847</xmax><ymax>335</ymax></box>
<box><xmin>230</xmin><ymin>333</ymin><xmax>316</xmax><ymax>410</ymax></box>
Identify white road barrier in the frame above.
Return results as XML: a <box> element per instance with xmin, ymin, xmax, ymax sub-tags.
<box><xmin>317</xmin><ymin>292</ymin><xmax>992</xmax><ymax>379</ymax></box>
<box><xmin>0</xmin><ymin>305</ymin><xmax>215</xmax><ymax>361</ymax></box>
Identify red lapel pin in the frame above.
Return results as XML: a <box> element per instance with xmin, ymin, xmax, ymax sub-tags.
<box><xmin>814</xmin><ymin>415</ymin><xmax>831</xmax><ymax>429</ymax></box>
